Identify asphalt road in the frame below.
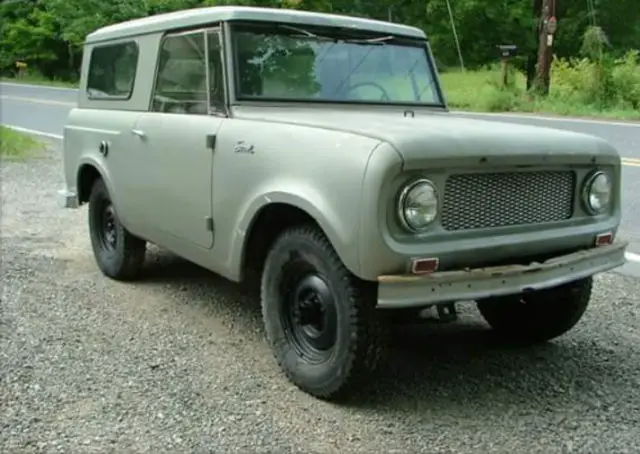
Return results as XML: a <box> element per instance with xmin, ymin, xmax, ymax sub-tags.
<box><xmin>2</xmin><ymin>81</ymin><xmax>640</xmax><ymax>267</ymax></box>
<box><xmin>2</xmin><ymin>82</ymin><xmax>640</xmax><ymax>452</ymax></box>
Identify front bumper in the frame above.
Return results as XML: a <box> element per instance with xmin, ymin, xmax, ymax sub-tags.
<box><xmin>57</xmin><ymin>189</ymin><xmax>79</xmax><ymax>209</ymax></box>
<box><xmin>376</xmin><ymin>240</ymin><xmax>627</xmax><ymax>309</ymax></box>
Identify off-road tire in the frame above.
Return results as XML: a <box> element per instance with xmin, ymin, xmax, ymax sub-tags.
<box><xmin>260</xmin><ymin>224</ymin><xmax>385</xmax><ymax>401</ymax></box>
<box><xmin>88</xmin><ymin>178</ymin><xmax>146</xmax><ymax>281</ymax></box>
<box><xmin>476</xmin><ymin>276</ymin><xmax>593</xmax><ymax>344</ymax></box>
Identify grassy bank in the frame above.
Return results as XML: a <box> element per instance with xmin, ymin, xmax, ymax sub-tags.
<box><xmin>0</xmin><ymin>127</ymin><xmax>46</xmax><ymax>159</ymax></box>
<box><xmin>440</xmin><ymin>50</ymin><xmax>640</xmax><ymax>121</ymax></box>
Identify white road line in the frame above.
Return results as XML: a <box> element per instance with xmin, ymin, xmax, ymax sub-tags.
<box><xmin>452</xmin><ymin>111</ymin><xmax>640</xmax><ymax>128</ymax></box>
<box><xmin>0</xmin><ymin>81</ymin><xmax>77</xmax><ymax>92</ymax></box>
<box><xmin>0</xmin><ymin>95</ymin><xmax>76</xmax><ymax>106</ymax></box>
<box><xmin>2</xmin><ymin>124</ymin><xmax>63</xmax><ymax>140</ymax></box>
<box><xmin>626</xmin><ymin>252</ymin><xmax>640</xmax><ymax>263</ymax></box>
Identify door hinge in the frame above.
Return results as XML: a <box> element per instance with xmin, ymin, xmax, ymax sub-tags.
<box><xmin>206</xmin><ymin>134</ymin><xmax>216</xmax><ymax>150</ymax></box>
<box><xmin>205</xmin><ymin>216</ymin><xmax>214</xmax><ymax>232</ymax></box>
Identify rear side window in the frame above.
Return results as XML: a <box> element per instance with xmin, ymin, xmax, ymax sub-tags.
<box><xmin>87</xmin><ymin>41</ymin><xmax>139</xmax><ymax>99</ymax></box>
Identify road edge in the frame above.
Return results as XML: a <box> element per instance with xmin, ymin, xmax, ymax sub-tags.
<box><xmin>2</xmin><ymin>124</ymin><xmax>63</xmax><ymax>140</ymax></box>
<box><xmin>451</xmin><ymin>111</ymin><xmax>640</xmax><ymax>128</ymax></box>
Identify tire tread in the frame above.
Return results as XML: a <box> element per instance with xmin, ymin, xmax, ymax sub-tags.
<box><xmin>260</xmin><ymin>224</ymin><xmax>385</xmax><ymax>401</ymax></box>
<box><xmin>88</xmin><ymin>178</ymin><xmax>146</xmax><ymax>281</ymax></box>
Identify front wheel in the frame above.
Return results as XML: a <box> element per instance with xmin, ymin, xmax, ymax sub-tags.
<box><xmin>476</xmin><ymin>277</ymin><xmax>593</xmax><ymax>344</ymax></box>
<box><xmin>88</xmin><ymin>178</ymin><xmax>146</xmax><ymax>281</ymax></box>
<box><xmin>260</xmin><ymin>225</ymin><xmax>385</xmax><ymax>401</ymax></box>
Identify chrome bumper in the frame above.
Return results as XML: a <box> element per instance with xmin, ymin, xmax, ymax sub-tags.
<box><xmin>376</xmin><ymin>240</ymin><xmax>627</xmax><ymax>309</ymax></box>
<box><xmin>57</xmin><ymin>189</ymin><xmax>79</xmax><ymax>209</ymax></box>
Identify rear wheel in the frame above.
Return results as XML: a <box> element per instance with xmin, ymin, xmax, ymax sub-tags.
<box><xmin>260</xmin><ymin>225</ymin><xmax>384</xmax><ymax>401</ymax></box>
<box><xmin>476</xmin><ymin>277</ymin><xmax>593</xmax><ymax>344</ymax></box>
<box><xmin>88</xmin><ymin>178</ymin><xmax>146</xmax><ymax>281</ymax></box>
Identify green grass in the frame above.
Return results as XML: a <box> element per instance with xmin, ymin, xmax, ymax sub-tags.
<box><xmin>439</xmin><ymin>56</ymin><xmax>640</xmax><ymax>122</ymax></box>
<box><xmin>0</xmin><ymin>127</ymin><xmax>46</xmax><ymax>159</ymax></box>
<box><xmin>440</xmin><ymin>69</ymin><xmax>527</xmax><ymax>111</ymax></box>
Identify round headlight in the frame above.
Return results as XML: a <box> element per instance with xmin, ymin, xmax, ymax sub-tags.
<box><xmin>584</xmin><ymin>171</ymin><xmax>612</xmax><ymax>214</ymax></box>
<box><xmin>398</xmin><ymin>179</ymin><xmax>439</xmax><ymax>232</ymax></box>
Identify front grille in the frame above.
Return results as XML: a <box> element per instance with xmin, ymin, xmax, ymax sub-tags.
<box><xmin>440</xmin><ymin>170</ymin><xmax>575</xmax><ymax>231</ymax></box>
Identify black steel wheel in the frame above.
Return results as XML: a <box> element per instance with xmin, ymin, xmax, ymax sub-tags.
<box><xmin>476</xmin><ymin>277</ymin><xmax>593</xmax><ymax>344</ymax></box>
<box><xmin>97</xmin><ymin>202</ymin><xmax>118</xmax><ymax>252</ymax></box>
<box><xmin>280</xmin><ymin>269</ymin><xmax>338</xmax><ymax>362</ymax></box>
<box><xmin>88</xmin><ymin>178</ymin><xmax>146</xmax><ymax>281</ymax></box>
<box><xmin>260</xmin><ymin>225</ymin><xmax>384</xmax><ymax>401</ymax></box>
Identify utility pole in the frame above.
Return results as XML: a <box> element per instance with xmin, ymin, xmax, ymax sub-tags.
<box><xmin>535</xmin><ymin>0</ymin><xmax>557</xmax><ymax>95</ymax></box>
<box><xmin>526</xmin><ymin>0</ymin><xmax>542</xmax><ymax>90</ymax></box>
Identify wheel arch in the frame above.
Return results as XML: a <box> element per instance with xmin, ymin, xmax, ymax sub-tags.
<box><xmin>237</xmin><ymin>197</ymin><xmax>360</xmax><ymax>282</ymax></box>
<box><xmin>77</xmin><ymin>162</ymin><xmax>104</xmax><ymax>205</ymax></box>
<box><xmin>75</xmin><ymin>159</ymin><xmax>132</xmax><ymax>230</ymax></box>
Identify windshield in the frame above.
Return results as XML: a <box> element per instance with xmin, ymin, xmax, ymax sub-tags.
<box><xmin>231</xmin><ymin>23</ymin><xmax>444</xmax><ymax>106</ymax></box>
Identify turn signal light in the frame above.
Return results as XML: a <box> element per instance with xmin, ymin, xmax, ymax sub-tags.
<box><xmin>411</xmin><ymin>257</ymin><xmax>439</xmax><ymax>274</ymax></box>
<box><xmin>595</xmin><ymin>232</ymin><xmax>613</xmax><ymax>246</ymax></box>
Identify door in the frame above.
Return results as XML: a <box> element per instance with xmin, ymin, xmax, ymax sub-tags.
<box><xmin>130</xmin><ymin>27</ymin><xmax>226</xmax><ymax>249</ymax></box>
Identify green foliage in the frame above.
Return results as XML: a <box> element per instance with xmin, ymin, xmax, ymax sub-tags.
<box><xmin>1</xmin><ymin>0</ymin><xmax>638</xmax><ymax>119</ymax></box>
<box><xmin>550</xmin><ymin>49</ymin><xmax>640</xmax><ymax>111</ymax></box>
<box><xmin>2</xmin><ymin>0</ymin><xmax>639</xmax><ymax>79</ymax></box>
<box><xmin>425</xmin><ymin>0</ymin><xmax>538</xmax><ymax>70</ymax></box>
<box><xmin>612</xmin><ymin>50</ymin><xmax>640</xmax><ymax>110</ymax></box>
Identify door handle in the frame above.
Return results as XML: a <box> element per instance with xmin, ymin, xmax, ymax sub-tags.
<box><xmin>131</xmin><ymin>129</ymin><xmax>146</xmax><ymax>138</ymax></box>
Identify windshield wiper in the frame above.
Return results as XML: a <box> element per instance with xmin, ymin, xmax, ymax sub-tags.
<box><xmin>277</xmin><ymin>24</ymin><xmax>322</xmax><ymax>38</ymax></box>
<box><xmin>276</xmin><ymin>24</ymin><xmax>394</xmax><ymax>45</ymax></box>
<box><xmin>341</xmin><ymin>35</ymin><xmax>394</xmax><ymax>44</ymax></box>
<box><xmin>276</xmin><ymin>24</ymin><xmax>334</xmax><ymax>42</ymax></box>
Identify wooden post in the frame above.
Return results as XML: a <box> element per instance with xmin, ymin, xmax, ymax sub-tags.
<box><xmin>501</xmin><ymin>58</ymin><xmax>509</xmax><ymax>88</ymax></box>
<box><xmin>498</xmin><ymin>45</ymin><xmax>517</xmax><ymax>88</ymax></box>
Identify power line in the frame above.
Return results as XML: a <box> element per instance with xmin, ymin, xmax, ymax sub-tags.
<box><xmin>445</xmin><ymin>0</ymin><xmax>465</xmax><ymax>71</ymax></box>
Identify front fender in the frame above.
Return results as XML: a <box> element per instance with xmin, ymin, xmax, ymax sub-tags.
<box><xmin>231</xmin><ymin>186</ymin><xmax>362</xmax><ymax>279</ymax></box>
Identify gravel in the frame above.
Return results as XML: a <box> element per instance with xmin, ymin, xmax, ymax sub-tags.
<box><xmin>2</xmin><ymin>141</ymin><xmax>640</xmax><ymax>453</ymax></box>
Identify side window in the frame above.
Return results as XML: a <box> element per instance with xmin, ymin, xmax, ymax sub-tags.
<box><xmin>87</xmin><ymin>41</ymin><xmax>138</xmax><ymax>99</ymax></box>
<box><xmin>151</xmin><ymin>29</ymin><xmax>225</xmax><ymax>115</ymax></box>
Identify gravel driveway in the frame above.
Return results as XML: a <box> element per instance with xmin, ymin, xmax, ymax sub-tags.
<box><xmin>2</xmin><ymin>142</ymin><xmax>640</xmax><ymax>453</ymax></box>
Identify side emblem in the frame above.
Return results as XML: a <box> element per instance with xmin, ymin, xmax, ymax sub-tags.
<box><xmin>234</xmin><ymin>141</ymin><xmax>255</xmax><ymax>154</ymax></box>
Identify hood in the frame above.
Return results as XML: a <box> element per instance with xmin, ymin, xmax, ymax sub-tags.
<box><xmin>233</xmin><ymin>106</ymin><xmax>620</xmax><ymax>169</ymax></box>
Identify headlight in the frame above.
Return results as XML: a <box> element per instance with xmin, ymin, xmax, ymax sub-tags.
<box><xmin>583</xmin><ymin>170</ymin><xmax>612</xmax><ymax>214</ymax></box>
<box><xmin>398</xmin><ymin>179</ymin><xmax>439</xmax><ymax>232</ymax></box>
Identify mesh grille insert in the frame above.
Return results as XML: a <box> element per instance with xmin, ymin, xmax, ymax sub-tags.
<box><xmin>441</xmin><ymin>171</ymin><xmax>575</xmax><ymax>231</ymax></box>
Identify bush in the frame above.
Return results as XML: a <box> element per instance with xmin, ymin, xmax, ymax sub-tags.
<box><xmin>611</xmin><ymin>49</ymin><xmax>640</xmax><ymax>110</ymax></box>
<box><xmin>549</xmin><ymin>49</ymin><xmax>640</xmax><ymax>111</ymax></box>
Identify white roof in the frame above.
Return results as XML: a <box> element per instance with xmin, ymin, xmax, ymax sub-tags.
<box><xmin>86</xmin><ymin>6</ymin><xmax>426</xmax><ymax>43</ymax></box>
